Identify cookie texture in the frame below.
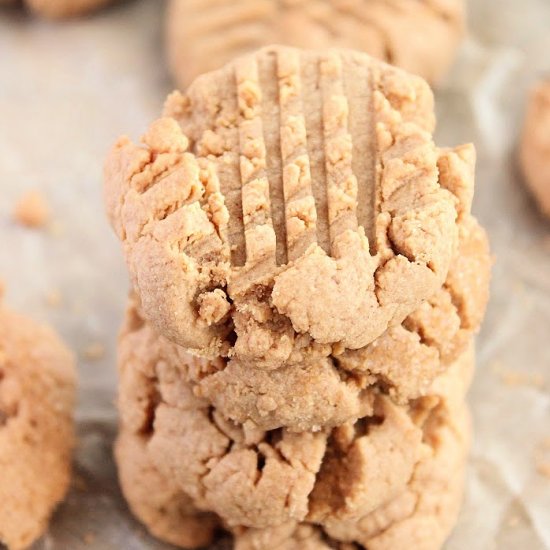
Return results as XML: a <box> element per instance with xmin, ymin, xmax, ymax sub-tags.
<box><xmin>116</xmin><ymin>307</ymin><xmax>472</xmax><ymax>547</ymax></box>
<box><xmin>166</xmin><ymin>0</ymin><xmax>465</xmax><ymax>88</ymax></box>
<box><xmin>105</xmin><ymin>46</ymin><xmax>469</xmax><ymax>364</ymax></box>
<box><xmin>0</xmin><ymin>301</ymin><xmax>76</xmax><ymax>550</ymax></box>
<box><xmin>520</xmin><ymin>80</ymin><xmax>550</xmax><ymax>218</ymax></box>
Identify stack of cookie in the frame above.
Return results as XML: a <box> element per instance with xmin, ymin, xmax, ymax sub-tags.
<box><xmin>105</xmin><ymin>46</ymin><xmax>491</xmax><ymax>550</ymax></box>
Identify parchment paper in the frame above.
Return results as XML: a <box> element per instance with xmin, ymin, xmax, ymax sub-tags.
<box><xmin>0</xmin><ymin>1</ymin><xmax>549</xmax><ymax>548</ymax></box>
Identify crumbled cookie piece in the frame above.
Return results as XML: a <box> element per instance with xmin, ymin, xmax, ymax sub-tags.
<box><xmin>13</xmin><ymin>189</ymin><xmax>51</xmax><ymax>229</ymax></box>
<box><xmin>105</xmin><ymin>46</ymin><xmax>472</xmax><ymax>363</ymax></box>
<box><xmin>520</xmin><ymin>80</ymin><xmax>550</xmax><ymax>218</ymax></box>
<box><xmin>0</xmin><ymin>299</ymin><xmax>76</xmax><ymax>550</ymax></box>
<box><xmin>82</xmin><ymin>341</ymin><xmax>105</xmax><ymax>361</ymax></box>
<box><xmin>166</xmin><ymin>0</ymin><xmax>465</xmax><ymax>88</ymax></box>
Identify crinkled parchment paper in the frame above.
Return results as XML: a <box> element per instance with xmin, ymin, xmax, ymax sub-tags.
<box><xmin>0</xmin><ymin>0</ymin><xmax>549</xmax><ymax>548</ymax></box>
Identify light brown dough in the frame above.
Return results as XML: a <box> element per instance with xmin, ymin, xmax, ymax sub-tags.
<box><xmin>105</xmin><ymin>45</ymin><xmax>469</xmax><ymax>362</ymax></box>
<box><xmin>520</xmin><ymin>80</ymin><xmax>550</xmax><ymax>218</ymax></box>
<box><xmin>116</xmin><ymin>312</ymin><xmax>473</xmax><ymax>547</ymax></box>
<box><xmin>0</xmin><ymin>301</ymin><xmax>76</xmax><ymax>550</ymax></box>
<box><xmin>166</xmin><ymin>0</ymin><xmax>465</xmax><ymax>89</ymax></box>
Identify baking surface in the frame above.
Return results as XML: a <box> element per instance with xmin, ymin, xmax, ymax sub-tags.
<box><xmin>0</xmin><ymin>0</ymin><xmax>549</xmax><ymax>548</ymax></box>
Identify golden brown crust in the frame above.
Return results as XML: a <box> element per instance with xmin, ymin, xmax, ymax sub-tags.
<box><xmin>0</xmin><ymin>303</ymin><xmax>75</xmax><ymax>550</ymax></box>
<box><xmin>104</xmin><ymin>46</ymin><xmax>468</xmax><ymax>363</ymax></box>
<box><xmin>520</xmin><ymin>80</ymin><xmax>550</xmax><ymax>218</ymax></box>
<box><xmin>166</xmin><ymin>0</ymin><xmax>465</xmax><ymax>89</ymax></box>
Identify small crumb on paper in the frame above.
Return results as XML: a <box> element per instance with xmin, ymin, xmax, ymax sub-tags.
<box><xmin>82</xmin><ymin>342</ymin><xmax>105</xmax><ymax>361</ymax></box>
<box><xmin>83</xmin><ymin>532</ymin><xmax>96</xmax><ymax>545</ymax></box>
<box><xmin>491</xmin><ymin>361</ymin><xmax>546</xmax><ymax>389</ymax></box>
<box><xmin>45</xmin><ymin>289</ymin><xmax>63</xmax><ymax>308</ymax></box>
<box><xmin>72</xmin><ymin>474</ymin><xmax>88</xmax><ymax>492</ymax></box>
<box><xmin>47</xmin><ymin>219</ymin><xmax>65</xmax><ymax>238</ymax></box>
<box><xmin>13</xmin><ymin>190</ymin><xmax>51</xmax><ymax>228</ymax></box>
<box><xmin>507</xmin><ymin>515</ymin><xmax>520</xmax><ymax>528</ymax></box>
<box><xmin>534</xmin><ymin>438</ymin><xmax>550</xmax><ymax>480</ymax></box>
<box><xmin>537</xmin><ymin>462</ymin><xmax>550</xmax><ymax>479</ymax></box>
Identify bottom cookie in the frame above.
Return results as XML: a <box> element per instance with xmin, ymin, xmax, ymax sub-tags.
<box><xmin>0</xmin><ymin>300</ymin><xmax>76</xmax><ymax>550</ymax></box>
<box><xmin>116</xmin><ymin>325</ymin><xmax>472</xmax><ymax>550</ymax></box>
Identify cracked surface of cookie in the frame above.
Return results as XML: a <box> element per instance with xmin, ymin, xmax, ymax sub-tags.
<box><xmin>235</xmin><ymin>348</ymin><xmax>473</xmax><ymax>550</ymax></box>
<box><xmin>0</xmin><ymin>299</ymin><xmax>75</xmax><ymax>550</ymax></box>
<box><xmin>117</xmin><ymin>313</ymin><xmax>472</xmax><ymax>547</ymax></box>
<box><xmin>117</xmin><ymin>307</ymin><xmax>327</xmax><ymax>530</ymax></box>
<box><xmin>520</xmin><ymin>80</ymin><xmax>550</xmax><ymax>218</ymax></box>
<box><xmin>166</xmin><ymin>0</ymin><xmax>465</xmax><ymax>89</ymax></box>
<box><xmin>105</xmin><ymin>45</ymin><xmax>465</xmax><ymax>362</ymax></box>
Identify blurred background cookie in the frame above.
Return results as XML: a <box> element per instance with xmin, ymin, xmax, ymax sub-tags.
<box><xmin>520</xmin><ymin>79</ymin><xmax>550</xmax><ymax>219</ymax></box>
<box><xmin>0</xmin><ymin>295</ymin><xmax>75</xmax><ymax>550</ymax></box>
<box><xmin>2</xmin><ymin>0</ymin><xmax>115</xmax><ymax>18</ymax></box>
<box><xmin>166</xmin><ymin>0</ymin><xmax>465</xmax><ymax>89</ymax></box>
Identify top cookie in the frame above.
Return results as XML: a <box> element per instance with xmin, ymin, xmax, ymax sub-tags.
<box><xmin>166</xmin><ymin>0</ymin><xmax>465</xmax><ymax>88</ymax></box>
<box><xmin>105</xmin><ymin>46</ymin><xmax>465</xmax><ymax>360</ymax></box>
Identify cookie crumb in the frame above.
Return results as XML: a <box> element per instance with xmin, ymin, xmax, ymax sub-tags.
<box><xmin>83</xmin><ymin>532</ymin><xmax>96</xmax><ymax>545</ymax></box>
<box><xmin>537</xmin><ymin>462</ymin><xmax>550</xmax><ymax>479</ymax></box>
<box><xmin>72</xmin><ymin>474</ymin><xmax>88</xmax><ymax>492</ymax></box>
<box><xmin>534</xmin><ymin>438</ymin><xmax>550</xmax><ymax>479</ymax></box>
<box><xmin>491</xmin><ymin>361</ymin><xmax>545</xmax><ymax>389</ymax></box>
<box><xmin>45</xmin><ymin>290</ymin><xmax>62</xmax><ymax>308</ymax></box>
<box><xmin>13</xmin><ymin>190</ymin><xmax>51</xmax><ymax>228</ymax></box>
<box><xmin>47</xmin><ymin>220</ymin><xmax>65</xmax><ymax>238</ymax></box>
<box><xmin>507</xmin><ymin>515</ymin><xmax>521</xmax><ymax>528</ymax></box>
<box><xmin>82</xmin><ymin>342</ymin><xmax>105</xmax><ymax>361</ymax></box>
<box><xmin>197</xmin><ymin>289</ymin><xmax>231</xmax><ymax>325</ymax></box>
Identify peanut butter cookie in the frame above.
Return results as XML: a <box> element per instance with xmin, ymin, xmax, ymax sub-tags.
<box><xmin>0</xmin><ymin>299</ymin><xmax>75</xmax><ymax>550</ymax></box>
<box><xmin>166</xmin><ymin>0</ymin><xmax>465</xmax><ymax>88</ymax></box>
<box><xmin>105</xmin><ymin>46</ymin><xmax>469</xmax><ymax>364</ymax></box>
